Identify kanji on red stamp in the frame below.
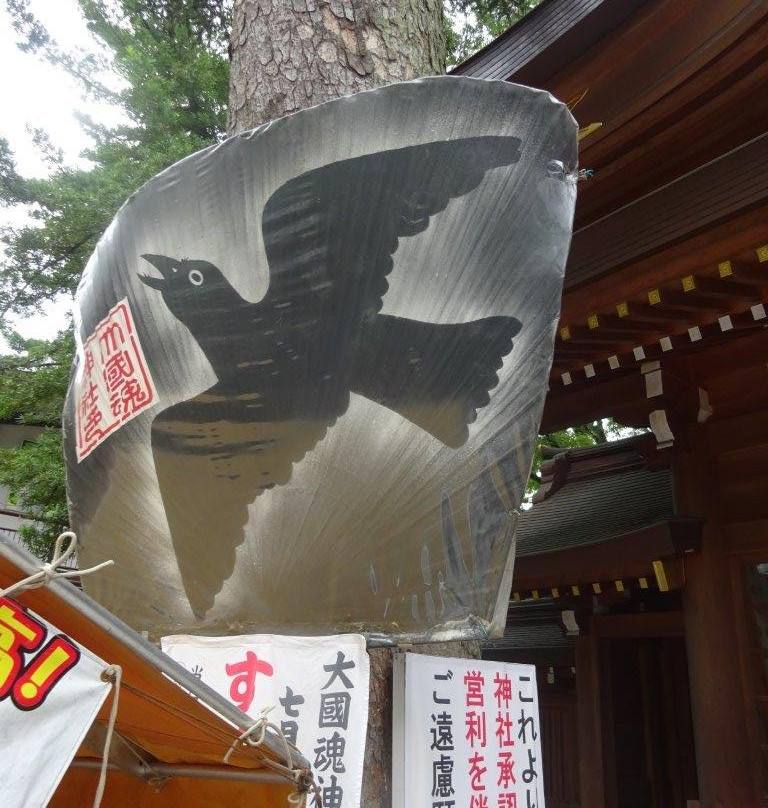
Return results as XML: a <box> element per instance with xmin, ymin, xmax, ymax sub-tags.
<box><xmin>75</xmin><ymin>299</ymin><xmax>156</xmax><ymax>461</ymax></box>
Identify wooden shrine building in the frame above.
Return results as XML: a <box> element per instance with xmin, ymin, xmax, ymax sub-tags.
<box><xmin>454</xmin><ymin>0</ymin><xmax>768</xmax><ymax>805</ymax></box>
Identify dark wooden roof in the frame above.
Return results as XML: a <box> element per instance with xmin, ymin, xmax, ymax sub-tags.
<box><xmin>452</xmin><ymin>0</ymin><xmax>647</xmax><ymax>86</ymax></box>
<box><xmin>483</xmin><ymin>601</ymin><xmax>575</xmax><ymax>659</ymax></box>
<box><xmin>453</xmin><ymin>0</ymin><xmax>768</xmax><ymax>425</ymax></box>
<box><xmin>566</xmin><ymin>134</ymin><xmax>768</xmax><ymax>291</ymax></box>
<box><xmin>517</xmin><ymin>444</ymin><xmax>673</xmax><ymax>556</ymax></box>
<box><xmin>512</xmin><ymin>436</ymin><xmax>703</xmax><ymax>591</ymax></box>
<box><xmin>457</xmin><ymin>0</ymin><xmax>768</xmax><ymax>231</ymax></box>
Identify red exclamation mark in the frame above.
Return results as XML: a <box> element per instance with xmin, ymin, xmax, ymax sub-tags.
<box><xmin>12</xmin><ymin>635</ymin><xmax>80</xmax><ymax>710</ymax></box>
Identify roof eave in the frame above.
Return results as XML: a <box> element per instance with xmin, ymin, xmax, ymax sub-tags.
<box><xmin>450</xmin><ymin>0</ymin><xmax>648</xmax><ymax>84</ymax></box>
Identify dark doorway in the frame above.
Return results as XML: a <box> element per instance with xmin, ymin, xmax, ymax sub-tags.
<box><xmin>604</xmin><ymin>637</ymin><xmax>698</xmax><ymax>808</ymax></box>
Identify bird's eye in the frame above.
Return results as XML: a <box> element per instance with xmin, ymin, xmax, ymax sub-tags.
<box><xmin>188</xmin><ymin>269</ymin><xmax>204</xmax><ymax>286</ymax></box>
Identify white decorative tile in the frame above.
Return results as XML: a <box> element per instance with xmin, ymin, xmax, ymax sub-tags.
<box><xmin>718</xmin><ymin>315</ymin><xmax>733</xmax><ymax>332</ymax></box>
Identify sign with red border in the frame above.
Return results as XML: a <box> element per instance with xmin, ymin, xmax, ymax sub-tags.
<box><xmin>75</xmin><ymin>299</ymin><xmax>156</xmax><ymax>461</ymax></box>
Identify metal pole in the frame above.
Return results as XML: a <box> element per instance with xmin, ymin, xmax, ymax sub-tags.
<box><xmin>70</xmin><ymin>759</ymin><xmax>290</xmax><ymax>785</ymax></box>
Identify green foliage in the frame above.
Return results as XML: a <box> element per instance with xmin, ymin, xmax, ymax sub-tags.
<box><xmin>0</xmin><ymin>331</ymin><xmax>73</xmax><ymax>556</ymax></box>
<box><xmin>0</xmin><ymin>0</ymin><xmax>231</xmax><ymax>557</ymax></box>
<box><xmin>0</xmin><ymin>136</ymin><xmax>31</xmax><ymax>206</ymax></box>
<box><xmin>0</xmin><ymin>429</ymin><xmax>68</xmax><ymax>561</ymax></box>
<box><xmin>527</xmin><ymin>419</ymin><xmax>636</xmax><ymax>498</ymax></box>
<box><xmin>0</xmin><ymin>330</ymin><xmax>73</xmax><ymax>425</ymax></box>
<box><xmin>445</xmin><ymin>0</ymin><xmax>542</xmax><ymax>64</ymax></box>
<box><xmin>1</xmin><ymin>0</ymin><xmax>230</xmax><ymax>319</ymax></box>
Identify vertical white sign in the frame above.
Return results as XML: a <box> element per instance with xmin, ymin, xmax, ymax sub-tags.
<box><xmin>162</xmin><ymin>633</ymin><xmax>369</xmax><ymax>808</ymax></box>
<box><xmin>0</xmin><ymin>596</ymin><xmax>111</xmax><ymax>808</ymax></box>
<box><xmin>393</xmin><ymin>653</ymin><xmax>546</xmax><ymax>808</ymax></box>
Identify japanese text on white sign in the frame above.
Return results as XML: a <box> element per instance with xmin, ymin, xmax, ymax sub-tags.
<box><xmin>393</xmin><ymin>653</ymin><xmax>545</xmax><ymax>808</ymax></box>
<box><xmin>161</xmin><ymin>633</ymin><xmax>370</xmax><ymax>808</ymax></box>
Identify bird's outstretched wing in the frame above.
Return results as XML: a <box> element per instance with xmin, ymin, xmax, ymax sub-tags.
<box><xmin>154</xmin><ymin>137</ymin><xmax>522</xmax><ymax>616</ymax></box>
<box><xmin>151</xmin><ymin>383</ymin><xmax>336</xmax><ymax>616</ymax></box>
<box><xmin>261</xmin><ymin>136</ymin><xmax>522</xmax><ymax>316</ymax></box>
<box><xmin>349</xmin><ymin>314</ymin><xmax>521</xmax><ymax>447</ymax></box>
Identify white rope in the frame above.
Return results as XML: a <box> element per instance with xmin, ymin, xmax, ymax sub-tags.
<box><xmin>0</xmin><ymin>531</ymin><xmax>113</xmax><ymax>598</ymax></box>
<box><xmin>222</xmin><ymin>706</ymin><xmax>295</xmax><ymax>769</ymax></box>
<box><xmin>93</xmin><ymin>664</ymin><xmax>122</xmax><ymax>808</ymax></box>
<box><xmin>222</xmin><ymin>707</ymin><xmax>319</xmax><ymax>804</ymax></box>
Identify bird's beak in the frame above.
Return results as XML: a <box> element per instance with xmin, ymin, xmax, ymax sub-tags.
<box><xmin>139</xmin><ymin>254</ymin><xmax>179</xmax><ymax>290</ymax></box>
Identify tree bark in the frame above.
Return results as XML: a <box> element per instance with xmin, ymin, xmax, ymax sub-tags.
<box><xmin>227</xmin><ymin>3</ymin><xmax>455</xmax><ymax>806</ymax></box>
<box><xmin>363</xmin><ymin>642</ymin><xmax>480</xmax><ymax>808</ymax></box>
<box><xmin>228</xmin><ymin>0</ymin><xmax>447</xmax><ymax>134</ymax></box>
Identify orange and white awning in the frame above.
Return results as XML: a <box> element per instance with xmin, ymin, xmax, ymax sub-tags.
<box><xmin>0</xmin><ymin>537</ymin><xmax>314</xmax><ymax>808</ymax></box>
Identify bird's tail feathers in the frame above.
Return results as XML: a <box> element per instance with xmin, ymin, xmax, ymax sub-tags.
<box><xmin>350</xmin><ymin>314</ymin><xmax>520</xmax><ymax>447</ymax></box>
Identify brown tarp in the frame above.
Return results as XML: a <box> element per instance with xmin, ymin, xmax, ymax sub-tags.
<box><xmin>0</xmin><ymin>538</ymin><xmax>311</xmax><ymax>807</ymax></box>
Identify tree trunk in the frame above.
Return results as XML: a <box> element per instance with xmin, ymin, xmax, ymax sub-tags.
<box><xmin>227</xmin><ymin>3</ymin><xmax>458</xmax><ymax>806</ymax></box>
<box><xmin>363</xmin><ymin>642</ymin><xmax>480</xmax><ymax>808</ymax></box>
<box><xmin>228</xmin><ymin>0</ymin><xmax>446</xmax><ymax>134</ymax></box>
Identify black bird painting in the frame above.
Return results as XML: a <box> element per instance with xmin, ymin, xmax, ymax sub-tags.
<box><xmin>139</xmin><ymin>136</ymin><xmax>524</xmax><ymax>616</ymax></box>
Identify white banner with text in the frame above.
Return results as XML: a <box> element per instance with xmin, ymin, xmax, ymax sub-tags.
<box><xmin>162</xmin><ymin>632</ymin><xmax>369</xmax><ymax>808</ymax></box>
<box><xmin>393</xmin><ymin>653</ymin><xmax>545</xmax><ymax>808</ymax></box>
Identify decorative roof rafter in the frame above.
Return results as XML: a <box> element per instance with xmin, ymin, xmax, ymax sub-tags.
<box><xmin>553</xmin><ymin>242</ymin><xmax>768</xmax><ymax>387</ymax></box>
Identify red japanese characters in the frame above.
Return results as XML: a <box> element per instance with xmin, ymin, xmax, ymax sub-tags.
<box><xmin>0</xmin><ymin>598</ymin><xmax>80</xmax><ymax>710</ymax></box>
<box><xmin>75</xmin><ymin>299</ymin><xmax>156</xmax><ymax>461</ymax></box>
<box><xmin>225</xmin><ymin>651</ymin><xmax>274</xmax><ymax>712</ymax></box>
<box><xmin>400</xmin><ymin>655</ymin><xmax>544</xmax><ymax>808</ymax></box>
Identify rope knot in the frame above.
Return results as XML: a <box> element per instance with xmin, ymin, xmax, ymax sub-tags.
<box><xmin>41</xmin><ymin>562</ymin><xmax>57</xmax><ymax>582</ymax></box>
<box><xmin>291</xmin><ymin>767</ymin><xmax>323</xmax><ymax>806</ymax></box>
<box><xmin>101</xmin><ymin>665</ymin><xmax>121</xmax><ymax>684</ymax></box>
<box><xmin>222</xmin><ymin>706</ymin><xmax>321</xmax><ymax>804</ymax></box>
<box><xmin>223</xmin><ymin>706</ymin><xmax>281</xmax><ymax>764</ymax></box>
<box><xmin>0</xmin><ymin>530</ymin><xmax>114</xmax><ymax>598</ymax></box>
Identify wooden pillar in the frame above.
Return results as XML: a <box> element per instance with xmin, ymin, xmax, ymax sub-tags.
<box><xmin>576</xmin><ymin>631</ymin><xmax>605</xmax><ymax>808</ymax></box>
<box><xmin>676</xmin><ymin>430</ymin><xmax>755</xmax><ymax>806</ymax></box>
